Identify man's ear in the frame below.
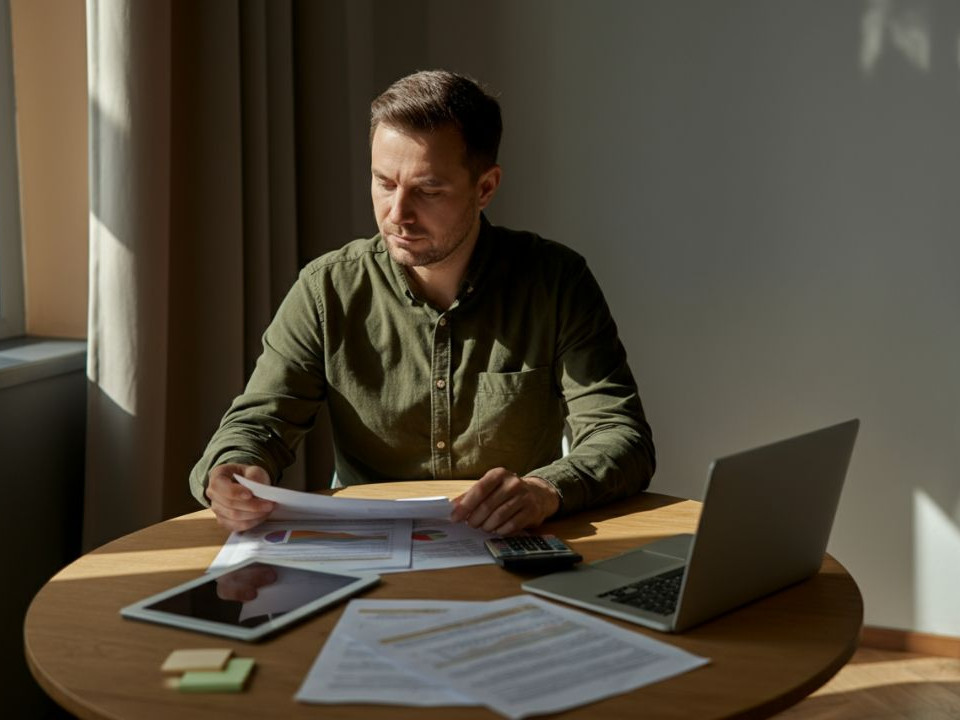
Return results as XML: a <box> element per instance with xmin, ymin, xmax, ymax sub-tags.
<box><xmin>476</xmin><ymin>165</ymin><xmax>502</xmax><ymax>210</ymax></box>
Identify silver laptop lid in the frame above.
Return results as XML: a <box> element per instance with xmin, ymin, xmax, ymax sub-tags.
<box><xmin>672</xmin><ymin>418</ymin><xmax>859</xmax><ymax>631</ymax></box>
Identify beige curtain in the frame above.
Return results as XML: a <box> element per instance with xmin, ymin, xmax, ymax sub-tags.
<box><xmin>84</xmin><ymin>0</ymin><xmax>342</xmax><ymax>549</ymax></box>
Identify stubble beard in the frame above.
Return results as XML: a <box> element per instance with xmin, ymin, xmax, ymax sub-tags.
<box><xmin>383</xmin><ymin>202</ymin><xmax>479</xmax><ymax>269</ymax></box>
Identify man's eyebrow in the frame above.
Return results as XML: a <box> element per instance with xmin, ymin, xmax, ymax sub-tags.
<box><xmin>370</xmin><ymin>170</ymin><xmax>449</xmax><ymax>187</ymax></box>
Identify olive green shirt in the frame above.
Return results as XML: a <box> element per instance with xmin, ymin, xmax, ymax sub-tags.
<box><xmin>190</xmin><ymin>217</ymin><xmax>655</xmax><ymax>515</ymax></box>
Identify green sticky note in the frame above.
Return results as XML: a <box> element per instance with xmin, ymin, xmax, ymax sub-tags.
<box><xmin>178</xmin><ymin>657</ymin><xmax>255</xmax><ymax>693</ymax></box>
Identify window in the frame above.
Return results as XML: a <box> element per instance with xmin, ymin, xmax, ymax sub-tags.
<box><xmin>0</xmin><ymin>0</ymin><xmax>24</xmax><ymax>340</ymax></box>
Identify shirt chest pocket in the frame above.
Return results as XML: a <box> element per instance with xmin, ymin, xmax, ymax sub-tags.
<box><xmin>475</xmin><ymin>367</ymin><xmax>559</xmax><ymax>454</ymax></box>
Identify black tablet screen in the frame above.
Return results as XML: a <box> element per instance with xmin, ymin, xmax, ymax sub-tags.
<box><xmin>145</xmin><ymin>562</ymin><xmax>357</xmax><ymax>628</ymax></box>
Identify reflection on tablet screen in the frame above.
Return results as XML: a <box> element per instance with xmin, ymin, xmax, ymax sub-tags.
<box><xmin>145</xmin><ymin>562</ymin><xmax>358</xmax><ymax>628</ymax></box>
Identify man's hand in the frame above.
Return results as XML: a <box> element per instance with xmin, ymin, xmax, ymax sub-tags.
<box><xmin>451</xmin><ymin>468</ymin><xmax>560</xmax><ymax>535</ymax></box>
<box><xmin>205</xmin><ymin>463</ymin><xmax>275</xmax><ymax>532</ymax></box>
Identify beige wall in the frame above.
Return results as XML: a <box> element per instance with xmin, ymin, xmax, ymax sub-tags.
<box><xmin>414</xmin><ymin>0</ymin><xmax>960</xmax><ymax>638</ymax></box>
<box><xmin>10</xmin><ymin>0</ymin><xmax>87</xmax><ymax>338</ymax></box>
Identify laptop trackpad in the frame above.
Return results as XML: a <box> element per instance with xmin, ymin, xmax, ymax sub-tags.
<box><xmin>592</xmin><ymin>534</ymin><xmax>692</xmax><ymax>577</ymax></box>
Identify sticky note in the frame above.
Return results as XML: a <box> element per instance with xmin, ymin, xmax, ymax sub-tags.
<box><xmin>178</xmin><ymin>657</ymin><xmax>255</xmax><ymax>693</ymax></box>
<box><xmin>161</xmin><ymin>648</ymin><xmax>233</xmax><ymax>674</ymax></box>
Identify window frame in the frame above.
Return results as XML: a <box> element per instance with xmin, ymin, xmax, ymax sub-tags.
<box><xmin>0</xmin><ymin>0</ymin><xmax>25</xmax><ymax>340</ymax></box>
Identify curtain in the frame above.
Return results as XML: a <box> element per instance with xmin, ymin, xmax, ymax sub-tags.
<box><xmin>83</xmin><ymin>0</ymin><xmax>344</xmax><ymax>549</ymax></box>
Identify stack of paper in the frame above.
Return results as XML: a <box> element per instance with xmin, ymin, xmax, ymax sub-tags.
<box><xmin>210</xmin><ymin>478</ymin><xmax>497</xmax><ymax>573</ymax></box>
<box><xmin>296</xmin><ymin>596</ymin><xmax>710</xmax><ymax>719</ymax></box>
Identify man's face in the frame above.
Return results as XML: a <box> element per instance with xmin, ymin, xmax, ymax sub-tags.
<box><xmin>371</xmin><ymin>123</ymin><xmax>498</xmax><ymax>270</ymax></box>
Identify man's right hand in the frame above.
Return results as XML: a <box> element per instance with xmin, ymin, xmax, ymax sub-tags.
<box><xmin>205</xmin><ymin>463</ymin><xmax>275</xmax><ymax>532</ymax></box>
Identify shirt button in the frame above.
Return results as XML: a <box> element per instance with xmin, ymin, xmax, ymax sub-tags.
<box><xmin>436</xmin><ymin>379</ymin><xmax>446</xmax><ymax>389</ymax></box>
<box><xmin>436</xmin><ymin>440</ymin><xmax>446</xmax><ymax>450</ymax></box>
<box><xmin>438</xmin><ymin>317</ymin><xmax>447</xmax><ymax>327</ymax></box>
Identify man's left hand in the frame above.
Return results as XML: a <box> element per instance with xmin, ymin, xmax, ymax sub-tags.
<box><xmin>451</xmin><ymin>468</ymin><xmax>560</xmax><ymax>534</ymax></box>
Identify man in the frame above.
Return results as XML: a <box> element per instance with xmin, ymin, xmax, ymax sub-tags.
<box><xmin>190</xmin><ymin>70</ymin><xmax>655</xmax><ymax>534</ymax></box>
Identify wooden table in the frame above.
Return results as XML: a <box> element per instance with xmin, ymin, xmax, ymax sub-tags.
<box><xmin>25</xmin><ymin>481</ymin><xmax>862</xmax><ymax>719</ymax></box>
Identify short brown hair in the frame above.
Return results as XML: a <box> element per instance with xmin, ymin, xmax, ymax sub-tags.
<box><xmin>370</xmin><ymin>70</ymin><xmax>502</xmax><ymax>176</ymax></box>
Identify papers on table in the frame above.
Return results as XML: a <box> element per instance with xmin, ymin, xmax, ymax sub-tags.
<box><xmin>297</xmin><ymin>596</ymin><xmax>710</xmax><ymax>719</ymax></box>
<box><xmin>227</xmin><ymin>481</ymin><xmax>709</xmax><ymax>715</ymax></box>
<box><xmin>213</xmin><ymin>477</ymin><xmax>495</xmax><ymax>574</ymax></box>
<box><xmin>210</xmin><ymin>518</ymin><xmax>497</xmax><ymax>574</ymax></box>
<box><xmin>211</xmin><ymin>519</ymin><xmax>415</xmax><ymax>572</ymax></box>
<box><xmin>408</xmin><ymin>519</ymin><xmax>497</xmax><ymax>571</ymax></box>
<box><xmin>296</xmin><ymin>600</ymin><xmax>481</xmax><ymax>707</ymax></box>
<box><xmin>233</xmin><ymin>475</ymin><xmax>453</xmax><ymax>520</ymax></box>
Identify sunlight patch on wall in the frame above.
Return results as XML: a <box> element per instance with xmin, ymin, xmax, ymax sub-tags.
<box><xmin>913</xmin><ymin>489</ymin><xmax>960</xmax><ymax>636</ymax></box>
<box><xmin>861</xmin><ymin>0</ymin><xmax>932</xmax><ymax>74</ymax></box>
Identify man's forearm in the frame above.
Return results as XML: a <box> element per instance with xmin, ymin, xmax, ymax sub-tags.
<box><xmin>527</xmin><ymin>423</ymin><xmax>655</xmax><ymax>515</ymax></box>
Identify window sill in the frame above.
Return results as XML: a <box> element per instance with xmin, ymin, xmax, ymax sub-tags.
<box><xmin>0</xmin><ymin>337</ymin><xmax>86</xmax><ymax>390</ymax></box>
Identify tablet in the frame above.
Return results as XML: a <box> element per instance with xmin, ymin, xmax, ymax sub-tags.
<box><xmin>120</xmin><ymin>560</ymin><xmax>379</xmax><ymax>641</ymax></box>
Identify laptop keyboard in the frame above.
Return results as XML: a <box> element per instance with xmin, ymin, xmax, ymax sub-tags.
<box><xmin>598</xmin><ymin>567</ymin><xmax>684</xmax><ymax>616</ymax></box>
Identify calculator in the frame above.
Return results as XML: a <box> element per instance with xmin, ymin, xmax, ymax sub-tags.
<box><xmin>484</xmin><ymin>534</ymin><xmax>583</xmax><ymax>572</ymax></box>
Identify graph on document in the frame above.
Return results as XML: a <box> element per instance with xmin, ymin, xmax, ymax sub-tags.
<box><xmin>254</xmin><ymin>521</ymin><xmax>397</xmax><ymax>561</ymax></box>
<box><xmin>412</xmin><ymin>528</ymin><xmax>448</xmax><ymax>542</ymax></box>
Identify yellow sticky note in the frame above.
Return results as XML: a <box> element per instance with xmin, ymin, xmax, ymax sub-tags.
<box><xmin>161</xmin><ymin>648</ymin><xmax>233</xmax><ymax>674</ymax></box>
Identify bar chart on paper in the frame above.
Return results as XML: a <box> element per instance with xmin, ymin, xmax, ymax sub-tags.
<box><xmin>264</xmin><ymin>529</ymin><xmax>390</xmax><ymax>545</ymax></box>
<box><xmin>210</xmin><ymin>519</ymin><xmax>414</xmax><ymax>571</ymax></box>
<box><xmin>411</xmin><ymin>528</ymin><xmax>447</xmax><ymax>541</ymax></box>
<box><xmin>256</xmin><ymin>522</ymin><xmax>402</xmax><ymax>561</ymax></box>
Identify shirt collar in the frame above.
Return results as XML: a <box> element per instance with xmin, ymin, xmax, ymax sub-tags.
<box><xmin>380</xmin><ymin>234</ymin><xmax>420</xmax><ymax>305</ymax></box>
<box><xmin>457</xmin><ymin>213</ymin><xmax>493</xmax><ymax>303</ymax></box>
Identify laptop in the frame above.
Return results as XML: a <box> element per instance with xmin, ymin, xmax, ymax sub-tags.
<box><xmin>523</xmin><ymin>419</ymin><xmax>859</xmax><ymax>632</ymax></box>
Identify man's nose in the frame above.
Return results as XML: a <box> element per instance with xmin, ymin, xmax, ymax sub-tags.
<box><xmin>388</xmin><ymin>188</ymin><xmax>414</xmax><ymax>225</ymax></box>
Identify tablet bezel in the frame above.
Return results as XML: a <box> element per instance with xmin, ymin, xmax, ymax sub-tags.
<box><xmin>120</xmin><ymin>559</ymin><xmax>379</xmax><ymax>641</ymax></box>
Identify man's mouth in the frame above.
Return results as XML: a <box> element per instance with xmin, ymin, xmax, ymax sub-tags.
<box><xmin>390</xmin><ymin>233</ymin><xmax>425</xmax><ymax>244</ymax></box>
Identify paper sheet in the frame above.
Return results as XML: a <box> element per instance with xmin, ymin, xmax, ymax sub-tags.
<box><xmin>404</xmin><ymin>519</ymin><xmax>496</xmax><ymax>572</ymax></box>
<box><xmin>345</xmin><ymin>595</ymin><xmax>710</xmax><ymax>719</ymax></box>
<box><xmin>210</xmin><ymin>516</ymin><xmax>496</xmax><ymax>574</ymax></box>
<box><xmin>209</xmin><ymin>519</ymin><xmax>413</xmax><ymax>572</ymax></box>
<box><xmin>233</xmin><ymin>475</ymin><xmax>453</xmax><ymax>520</ymax></box>
<box><xmin>295</xmin><ymin>599</ymin><xmax>482</xmax><ymax>707</ymax></box>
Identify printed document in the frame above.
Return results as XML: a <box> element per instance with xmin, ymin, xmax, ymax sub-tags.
<box><xmin>343</xmin><ymin>595</ymin><xmax>709</xmax><ymax>719</ymax></box>
<box><xmin>210</xmin><ymin>518</ymin><xmax>495</xmax><ymax>573</ymax></box>
<box><xmin>210</xmin><ymin>519</ymin><xmax>413</xmax><ymax>572</ymax></box>
<box><xmin>221</xmin><ymin>476</ymin><xmax>496</xmax><ymax>572</ymax></box>
<box><xmin>296</xmin><ymin>599</ymin><xmax>482</xmax><ymax>707</ymax></box>
<box><xmin>408</xmin><ymin>519</ymin><xmax>496</xmax><ymax>571</ymax></box>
